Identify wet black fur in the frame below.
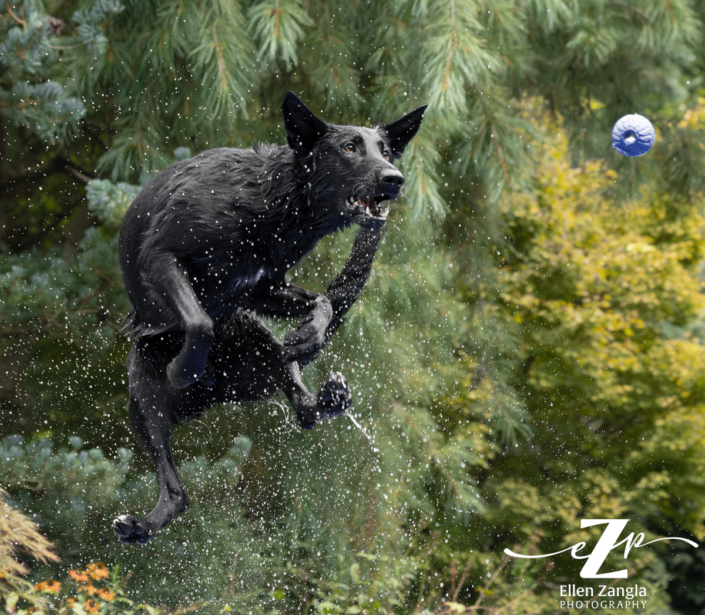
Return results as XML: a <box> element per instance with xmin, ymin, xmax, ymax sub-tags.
<box><xmin>113</xmin><ymin>93</ymin><xmax>426</xmax><ymax>545</ymax></box>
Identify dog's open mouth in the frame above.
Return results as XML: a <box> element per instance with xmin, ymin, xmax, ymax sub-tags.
<box><xmin>346</xmin><ymin>194</ymin><xmax>391</xmax><ymax>220</ymax></box>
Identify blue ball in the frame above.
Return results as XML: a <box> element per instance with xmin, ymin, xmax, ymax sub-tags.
<box><xmin>612</xmin><ymin>114</ymin><xmax>655</xmax><ymax>157</ymax></box>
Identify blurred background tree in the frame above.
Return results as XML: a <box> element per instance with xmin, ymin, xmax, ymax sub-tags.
<box><xmin>3</xmin><ymin>0</ymin><xmax>705</xmax><ymax>613</ymax></box>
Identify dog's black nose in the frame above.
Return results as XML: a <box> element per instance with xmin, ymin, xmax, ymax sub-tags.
<box><xmin>382</xmin><ymin>171</ymin><xmax>404</xmax><ymax>189</ymax></box>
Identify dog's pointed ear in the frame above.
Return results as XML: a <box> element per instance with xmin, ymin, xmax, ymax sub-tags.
<box><xmin>281</xmin><ymin>92</ymin><xmax>328</xmax><ymax>153</ymax></box>
<box><xmin>381</xmin><ymin>105</ymin><xmax>428</xmax><ymax>157</ymax></box>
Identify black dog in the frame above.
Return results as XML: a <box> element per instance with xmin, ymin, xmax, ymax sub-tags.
<box><xmin>113</xmin><ymin>93</ymin><xmax>426</xmax><ymax>544</ymax></box>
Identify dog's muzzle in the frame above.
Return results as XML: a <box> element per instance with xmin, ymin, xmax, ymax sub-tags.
<box><xmin>346</xmin><ymin>194</ymin><xmax>391</xmax><ymax>220</ymax></box>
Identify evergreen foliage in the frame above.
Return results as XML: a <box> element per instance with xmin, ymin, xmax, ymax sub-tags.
<box><xmin>3</xmin><ymin>0</ymin><xmax>705</xmax><ymax>613</ymax></box>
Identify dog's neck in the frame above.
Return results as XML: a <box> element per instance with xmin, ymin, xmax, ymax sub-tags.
<box><xmin>252</xmin><ymin>146</ymin><xmax>347</xmax><ymax>272</ymax></box>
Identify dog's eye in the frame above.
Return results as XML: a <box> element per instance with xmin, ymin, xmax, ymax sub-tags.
<box><xmin>344</xmin><ymin>143</ymin><xmax>356</xmax><ymax>153</ymax></box>
<box><xmin>383</xmin><ymin>150</ymin><xmax>390</xmax><ymax>160</ymax></box>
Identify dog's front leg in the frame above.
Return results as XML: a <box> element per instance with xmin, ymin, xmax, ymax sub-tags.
<box><xmin>245</xmin><ymin>280</ymin><xmax>333</xmax><ymax>364</ymax></box>
<box><xmin>298</xmin><ymin>226</ymin><xmax>385</xmax><ymax>369</ymax></box>
<box><xmin>282</xmin><ymin>294</ymin><xmax>333</xmax><ymax>362</ymax></box>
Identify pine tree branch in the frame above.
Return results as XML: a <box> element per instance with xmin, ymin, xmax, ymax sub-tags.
<box><xmin>81</xmin><ymin>120</ymin><xmax>109</xmax><ymax>150</ymax></box>
<box><xmin>522</xmin><ymin>355</ymin><xmax>535</xmax><ymax>377</ymax></box>
<box><xmin>1</xmin><ymin>154</ymin><xmax>66</xmax><ymax>184</ymax></box>
<box><xmin>63</xmin><ymin>160</ymin><xmax>94</xmax><ymax>183</ymax></box>
<box><xmin>16</xmin><ymin>195</ymin><xmax>86</xmax><ymax>251</ymax></box>
<box><xmin>468</xmin><ymin>123</ymin><xmax>487</xmax><ymax>159</ymax></box>
<box><xmin>477</xmin><ymin>92</ymin><xmax>511</xmax><ymax>184</ymax></box>
<box><xmin>76</xmin><ymin>277</ymin><xmax>117</xmax><ymax>311</ymax></box>
<box><xmin>0</xmin><ymin>155</ymin><xmax>94</xmax><ymax>187</ymax></box>
<box><xmin>608</xmin><ymin>0</ymin><xmax>650</xmax><ymax>22</ymax></box>
<box><xmin>6</xmin><ymin>5</ymin><xmax>27</xmax><ymax>27</ymax></box>
<box><xmin>473</xmin><ymin>557</ymin><xmax>510</xmax><ymax>608</ymax></box>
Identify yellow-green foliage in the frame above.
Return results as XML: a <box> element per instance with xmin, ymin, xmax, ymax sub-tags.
<box><xmin>449</xmin><ymin>109</ymin><xmax>705</xmax><ymax>607</ymax></box>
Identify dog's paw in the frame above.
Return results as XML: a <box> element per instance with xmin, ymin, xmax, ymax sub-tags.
<box><xmin>113</xmin><ymin>515</ymin><xmax>154</xmax><ymax>546</ymax></box>
<box><xmin>284</xmin><ymin>299</ymin><xmax>332</xmax><ymax>363</ymax></box>
<box><xmin>294</xmin><ymin>373</ymin><xmax>351</xmax><ymax>430</ymax></box>
<box><xmin>283</xmin><ymin>322</ymin><xmax>326</xmax><ymax>363</ymax></box>
<box><xmin>317</xmin><ymin>371</ymin><xmax>352</xmax><ymax>419</ymax></box>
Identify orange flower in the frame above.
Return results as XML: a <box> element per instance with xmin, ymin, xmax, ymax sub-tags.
<box><xmin>87</xmin><ymin>562</ymin><xmax>109</xmax><ymax>580</ymax></box>
<box><xmin>84</xmin><ymin>598</ymin><xmax>100</xmax><ymax>613</ymax></box>
<box><xmin>79</xmin><ymin>584</ymin><xmax>99</xmax><ymax>596</ymax></box>
<box><xmin>97</xmin><ymin>588</ymin><xmax>116</xmax><ymax>601</ymax></box>
<box><xmin>69</xmin><ymin>569</ymin><xmax>89</xmax><ymax>583</ymax></box>
<box><xmin>34</xmin><ymin>579</ymin><xmax>61</xmax><ymax>593</ymax></box>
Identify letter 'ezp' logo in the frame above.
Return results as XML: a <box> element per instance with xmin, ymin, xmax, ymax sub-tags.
<box><xmin>504</xmin><ymin>519</ymin><xmax>698</xmax><ymax>579</ymax></box>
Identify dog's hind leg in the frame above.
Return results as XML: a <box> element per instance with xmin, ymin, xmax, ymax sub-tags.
<box><xmin>210</xmin><ymin>309</ymin><xmax>351</xmax><ymax>429</ymax></box>
<box><xmin>144</xmin><ymin>252</ymin><xmax>214</xmax><ymax>389</ymax></box>
<box><xmin>114</xmin><ymin>348</ymin><xmax>189</xmax><ymax>545</ymax></box>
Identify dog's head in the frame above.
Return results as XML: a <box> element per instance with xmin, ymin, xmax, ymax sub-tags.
<box><xmin>281</xmin><ymin>92</ymin><xmax>426</xmax><ymax>229</ymax></box>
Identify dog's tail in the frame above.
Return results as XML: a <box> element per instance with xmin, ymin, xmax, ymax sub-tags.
<box><xmin>119</xmin><ymin>310</ymin><xmax>139</xmax><ymax>336</ymax></box>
